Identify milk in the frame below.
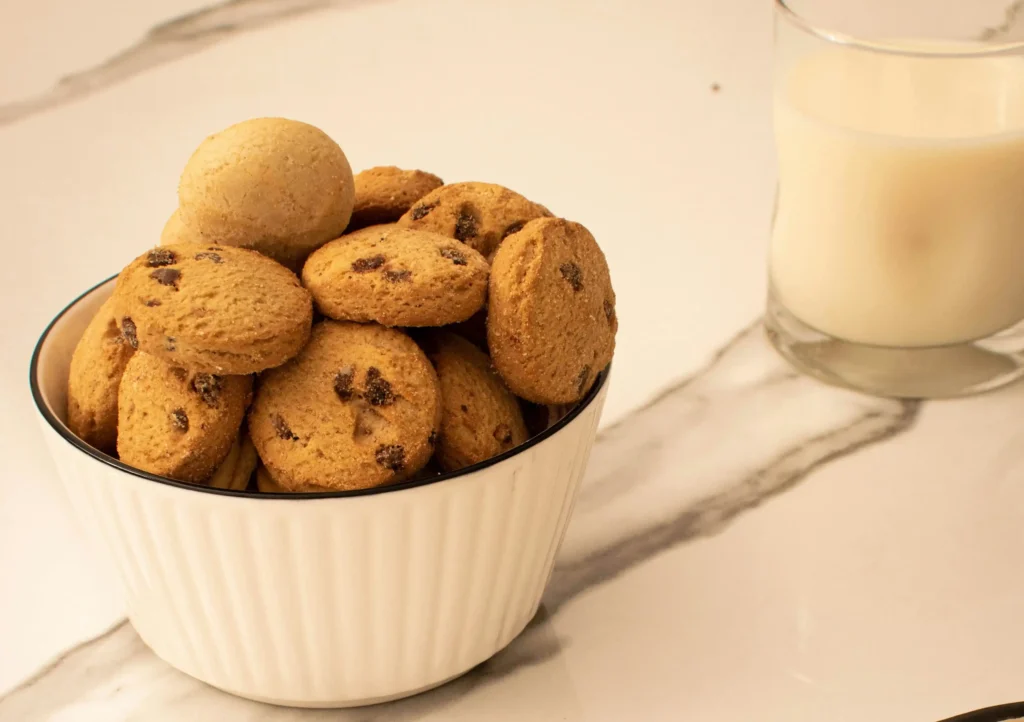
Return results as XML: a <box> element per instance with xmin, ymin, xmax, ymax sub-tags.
<box><xmin>771</xmin><ymin>45</ymin><xmax>1024</xmax><ymax>347</ymax></box>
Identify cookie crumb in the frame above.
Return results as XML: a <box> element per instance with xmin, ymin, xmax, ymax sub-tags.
<box><xmin>352</xmin><ymin>255</ymin><xmax>386</xmax><ymax>273</ymax></box>
<box><xmin>711</xmin><ymin>82</ymin><xmax>721</xmax><ymax>93</ymax></box>
<box><xmin>454</xmin><ymin>210</ymin><xmax>478</xmax><ymax>242</ymax></box>
<box><xmin>502</xmin><ymin>221</ymin><xmax>526</xmax><ymax>239</ymax></box>
<box><xmin>170</xmin><ymin>408</ymin><xmax>189</xmax><ymax>432</ymax></box>
<box><xmin>375</xmin><ymin>444</ymin><xmax>406</xmax><ymax>472</ymax></box>
<box><xmin>190</xmin><ymin>373</ymin><xmax>222</xmax><ymax>406</ymax></box>
<box><xmin>194</xmin><ymin>251</ymin><xmax>223</xmax><ymax>263</ymax></box>
<box><xmin>334</xmin><ymin>365</ymin><xmax>355</xmax><ymax>401</ymax></box>
<box><xmin>271</xmin><ymin>414</ymin><xmax>299</xmax><ymax>441</ymax></box>
<box><xmin>559</xmin><ymin>262</ymin><xmax>584</xmax><ymax>292</ymax></box>
<box><xmin>410</xmin><ymin>201</ymin><xmax>439</xmax><ymax>220</ymax></box>
<box><xmin>383</xmin><ymin>269</ymin><xmax>412</xmax><ymax>283</ymax></box>
<box><xmin>493</xmin><ymin>424</ymin><xmax>514</xmax><ymax>445</ymax></box>
<box><xmin>146</xmin><ymin>249</ymin><xmax>177</xmax><ymax>267</ymax></box>
<box><xmin>440</xmin><ymin>247</ymin><xmax>468</xmax><ymax>266</ymax></box>
<box><xmin>121</xmin><ymin>317</ymin><xmax>139</xmax><ymax>349</ymax></box>
<box><xmin>576</xmin><ymin>365</ymin><xmax>591</xmax><ymax>396</ymax></box>
<box><xmin>149</xmin><ymin>267</ymin><xmax>181</xmax><ymax>289</ymax></box>
<box><xmin>364</xmin><ymin>367</ymin><xmax>395</xmax><ymax>406</ymax></box>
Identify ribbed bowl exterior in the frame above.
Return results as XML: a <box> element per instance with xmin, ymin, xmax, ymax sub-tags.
<box><xmin>32</xmin><ymin>278</ymin><xmax>608</xmax><ymax>707</ymax></box>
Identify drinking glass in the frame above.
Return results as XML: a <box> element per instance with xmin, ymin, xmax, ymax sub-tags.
<box><xmin>766</xmin><ymin>0</ymin><xmax>1024</xmax><ymax>397</ymax></box>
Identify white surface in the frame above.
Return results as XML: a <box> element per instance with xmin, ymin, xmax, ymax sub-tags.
<box><xmin>3</xmin><ymin>0</ymin><xmax>1024</xmax><ymax>719</ymax></box>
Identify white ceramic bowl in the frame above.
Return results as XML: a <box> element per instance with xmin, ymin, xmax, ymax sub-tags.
<box><xmin>30</xmin><ymin>277</ymin><xmax>608</xmax><ymax>708</ymax></box>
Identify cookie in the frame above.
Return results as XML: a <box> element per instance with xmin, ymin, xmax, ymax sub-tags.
<box><xmin>112</xmin><ymin>244</ymin><xmax>313</xmax><ymax>375</ymax></box>
<box><xmin>349</xmin><ymin>166</ymin><xmax>443</xmax><ymax>230</ymax></box>
<box><xmin>488</xmin><ymin>217</ymin><xmax>616</xmax><ymax>404</ymax></box>
<box><xmin>249</xmin><ymin>321</ymin><xmax>441</xmax><ymax>491</ymax></box>
<box><xmin>117</xmin><ymin>352</ymin><xmax>252</xmax><ymax>482</ymax></box>
<box><xmin>207</xmin><ymin>429</ymin><xmax>258</xmax><ymax>491</ymax></box>
<box><xmin>255</xmin><ymin>466</ymin><xmax>330</xmax><ymax>493</ymax></box>
<box><xmin>159</xmin><ymin>209</ymin><xmax>199</xmax><ymax>246</ymax></box>
<box><xmin>66</xmin><ymin>296</ymin><xmax>136</xmax><ymax>454</ymax></box>
<box><xmin>397</xmin><ymin>182</ymin><xmax>552</xmax><ymax>258</ymax></box>
<box><xmin>177</xmin><ymin>118</ymin><xmax>355</xmax><ymax>269</ymax></box>
<box><xmin>302</xmin><ymin>226</ymin><xmax>489</xmax><ymax>327</ymax></box>
<box><xmin>422</xmin><ymin>331</ymin><xmax>528</xmax><ymax>471</ymax></box>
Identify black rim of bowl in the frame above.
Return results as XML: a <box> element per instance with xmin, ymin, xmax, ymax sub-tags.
<box><xmin>30</xmin><ymin>275</ymin><xmax>609</xmax><ymax>500</ymax></box>
<box><xmin>938</xmin><ymin>703</ymin><xmax>1024</xmax><ymax>722</ymax></box>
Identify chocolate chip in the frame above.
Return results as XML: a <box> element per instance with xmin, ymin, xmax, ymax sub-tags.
<box><xmin>146</xmin><ymin>249</ymin><xmax>177</xmax><ymax>267</ymax></box>
<box><xmin>428</xmin><ymin>430</ymin><xmax>440</xmax><ymax>446</ymax></box>
<box><xmin>143</xmin><ymin>299</ymin><xmax>161</xmax><ymax>307</ymax></box>
<box><xmin>383</xmin><ymin>269</ymin><xmax>412</xmax><ymax>283</ymax></box>
<box><xmin>165</xmin><ymin>337</ymin><xmax>177</xmax><ymax>352</ymax></box>
<box><xmin>493</xmin><ymin>424</ymin><xmax>514</xmax><ymax>445</ymax></box>
<box><xmin>410</xmin><ymin>201</ymin><xmax>438</xmax><ymax>220</ymax></box>
<box><xmin>364</xmin><ymin>367</ymin><xmax>396</xmax><ymax>406</ymax></box>
<box><xmin>170</xmin><ymin>408</ymin><xmax>189</xmax><ymax>432</ymax></box>
<box><xmin>334</xmin><ymin>365</ymin><xmax>355</xmax><ymax>401</ymax></box>
<box><xmin>150</xmin><ymin>267</ymin><xmax>181</xmax><ymax>289</ymax></box>
<box><xmin>190</xmin><ymin>373</ymin><xmax>222</xmax><ymax>406</ymax></box>
<box><xmin>207</xmin><ymin>246</ymin><xmax>223</xmax><ymax>251</ymax></box>
<box><xmin>454</xmin><ymin>209</ymin><xmax>478</xmax><ymax>242</ymax></box>
<box><xmin>559</xmin><ymin>262</ymin><xmax>583</xmax><ymax>292</ymax></box>
<box><xmin>576</xmin><ymin>365</ymin><xmax>591</xmax><ymax>396</ymax></box>
<box><xmin>502</xmin><ymin>221</ymin><xmax>526</xmax><ymax>239</ymax></box>
<box><xmin>440</xmin><ymin>247</ymin><xmax>468</xmax><ymax>266</ymax></box>
<box><xmin>194</xmin><ymin>252</ymin><xmax>223</xmax><ymax>263</ymax></box>
<box><xmin>121</xmin><ymin>317</ymin><xmax>138</xmax><ymax>349</ymax></box>
<box><xmin>460</xmin><ymin>404</ymin><xmax>469</xmax><ymax>413</ymax></box>
<box><xmin>352</xmin><ymin>255</ymin><xmax>386</xmax><ymax>273</ymax></box>
<box><xmin>375</xmin><ymin>444</ymin><xmax>406</xmax><ymax>472</ymax></box>
<box><xmin>271</xmin><ymin>414</ymin><xmax>299</xmax><ymax>441</ymax></box>
<box><xmin>604</xmin><ymin>299</ymin><xmax>615</xmax><ymax>324</ymax></box>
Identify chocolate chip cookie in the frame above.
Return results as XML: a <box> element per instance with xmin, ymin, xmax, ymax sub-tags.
<box><xmin>397</xmin><ymin>182</ymin><xmax>552</xmax><ymax>258</ymax></box>
<box><xmin>248</xmin><ymin>321</ymin><xmax>441</xmax><ymax>491</ymax></box>
<box><xmin>422</xmin><ymin>331</ymin><xmax>527</xmax><ymax>471</ymax></box>
<box><xmin>66</xmin><ymin>296</ymin><xmax>136</xmax><ymax>454</ymax></box>
<box><xmin>177</xmin><ymin>118</ymin><xmax>355</xmax><ymax>269</ymax></box>
<box><xmin>207</xmin><ymin>428</ymin><xmax>259</xmax><ymax>491</ymax></box>
<box><xmin>349</xmin><ymin>166</ymin><xmax>443</xmax><ymax>230</ymax></box>
<box><xmin>488</xmin><ymin>218</ymin><xmax>616</xmax><ymax>404</ymax></box>
<box><xmin>302</xmin><ymin>225</ymin><xmax>489</xmax><ymax>327</ymax></box>
<box><xmin>117</xmin><ymin>352</ymin><xmax>252</xmax><ymax>482</ymax></box>
<box><xmin>112</xmin><ymin>243</ymin><xmax>313</xmax><ymax>375</ymax></box>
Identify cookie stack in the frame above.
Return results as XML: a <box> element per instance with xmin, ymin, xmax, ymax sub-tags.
<box><xmin>66</xmin><ymin>118</ymin><xmax>617</xmax><ymax>493</ymax></box>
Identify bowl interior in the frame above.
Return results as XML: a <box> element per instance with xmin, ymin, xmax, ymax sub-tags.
<box><xmin>35</xmin><ymin>277</ymin><xmax>117</xmax><ymax>430</ymax></box>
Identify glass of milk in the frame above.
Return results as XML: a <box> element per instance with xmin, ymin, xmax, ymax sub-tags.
<box><xmin>766</xmin><ymin>0</ymin><xmax>1024</xmax><ymax>397</ymax></box>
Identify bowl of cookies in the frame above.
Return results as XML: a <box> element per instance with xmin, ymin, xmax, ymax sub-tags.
<box><xmin>30</xmin><ymin>118</ymin><xmax>616</xmax><ymax>708</ymax></box>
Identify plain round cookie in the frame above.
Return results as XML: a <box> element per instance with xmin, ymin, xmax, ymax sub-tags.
<box><xmin>249</xmin><ymin>321</ymin><xmax>441</xmax><ymax>491</ymax></box>
<box><xmin>488</xmin><ymin>217</ymin><xmax>617</xmax><ymax>404</ymax></box>
<box><xmin>302</xmin><ymin>225</ymin><xmax>489</xmax><ymax>327</ymax></box>
<box><xmin>117</xmin><ymin>352</ymin><xmax>252</xmax><ymax>482</ymax></box>
<box><xmin>397</xmin><ymin>182</ymin><xmax>552</xmax><ymax>258</ymax></box>
<box><xmin>159</xmin><ymin>209</ymin><xmax>200</xmax><ymax>246</ymax></box>
<box><xmin>349</xmin><ymin>166</ymin><xmax>443</xmax><ymax>230</ymax></box>
<box><xmin>112</xmin><ymin>244</ymin><xmax>312</xmax><ymax>375</ymax></box>
<box><xmin>422</xmin><ymin>331</ymin><xmax>527</xmax><ymax>472</ymax></box>
<box><xmin>177</xmin><ymin>118</ymin><xmax>355</xmax><ymax>269</ymax></box>
<box><xmin>66</xmin><ymin>296</ymin><xmax>136</xmax><ymax>454</ymax></box>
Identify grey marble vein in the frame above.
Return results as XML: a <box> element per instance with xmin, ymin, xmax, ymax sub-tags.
<box><xmin>980</xmin><ymin>0</ymin><xmax>1024</xmax><ymax>40</ymax></box>
<box><xmin>0</xmin><ymin>323</ymin><xmax>920</xmax><ymax>721</ymax></box>
<box><xmin>0</xmin><ymin>0</ymin><xmax>380</xmax><ymax>127</ymax></box>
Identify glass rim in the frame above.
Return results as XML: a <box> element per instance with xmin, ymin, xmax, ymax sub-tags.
<box><xmin>775</xmin><ymin>0</ymin><xmax>1024</xmax><ymax>58</ymax></box>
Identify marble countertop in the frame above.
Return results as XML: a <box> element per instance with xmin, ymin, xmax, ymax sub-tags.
<box><xmin>4</xmin><ymin>0</ymin><xmax>1024</xmax><ymax>719</ymax></box>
